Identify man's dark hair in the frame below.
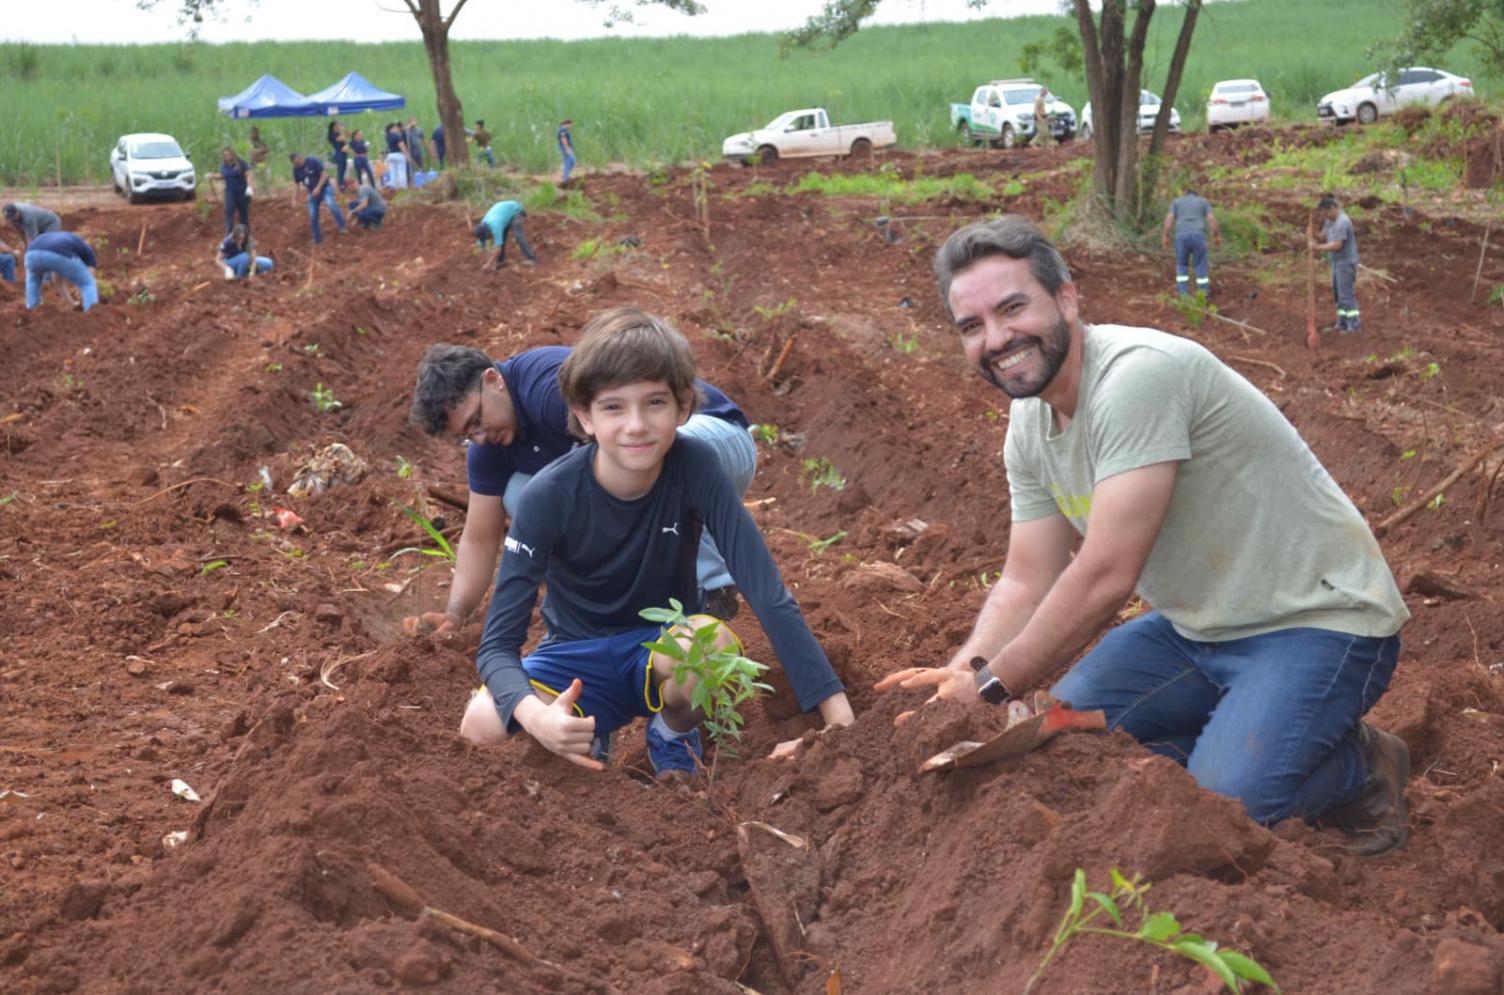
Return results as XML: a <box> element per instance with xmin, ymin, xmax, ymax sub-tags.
<box><xmin>409</xmin><ymin>344</ymin><xmax>496</xmax><ymax>436</ymax></box>
<box><xmin>933</xmin><ymin>216</ymin><xmax>1073</xmax><ymax>318</ymax></box>
<box><xmin>559</xmin><ymin>308</ymin><xmax>700</xmax><ymax>439</ymax></box>
<box><xmin>1317</xmin><ymin>195</ymin><xmax>1339</xmax><ymax>210</ymax></box>
<box><xmin>2</xmin><ymin>204</ymin><xmax>17</xmax><ymax>222</ymax></box>
<box><xmin>472</xmin><ymin>222</ymin><xmax>491</xmax><ymax>243</ymax></box>
<box><xmin>288</xmin><ymin>152</ymin><xmax>302</xmax><ymax>163</ymax></box>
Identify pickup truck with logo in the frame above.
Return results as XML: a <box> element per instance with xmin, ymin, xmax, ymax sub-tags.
<box><xmin>949</xmin><ymin>79</ymin><xmax>1076</xmax><ymax>148</ymax></box>
<box><xmin>722</xmin><ymin>108</ymin><xmax>897</xmax><ymax>164</ymax></box>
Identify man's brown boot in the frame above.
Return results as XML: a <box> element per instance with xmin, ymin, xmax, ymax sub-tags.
<box><xmin>1324</xmin><ymin>722</ymin><xmax>1410</xmax><ymax>857</ymax></box>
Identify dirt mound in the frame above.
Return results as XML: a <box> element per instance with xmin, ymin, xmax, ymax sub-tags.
<box><xmin>4</xmin><ymin>143</ymin><xmax>1504</xmax><ymax>994</ymax></box>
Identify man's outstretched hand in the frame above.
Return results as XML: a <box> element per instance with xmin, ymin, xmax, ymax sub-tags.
<box><xmin>520</xmin><ymin>679</ymin><xmax>605</xmax><ymax>771</ymax></box>
<box><xmin>874</xmin><ymin>666</ymin><xmax>980</xmax><ymax>727</ymax></box>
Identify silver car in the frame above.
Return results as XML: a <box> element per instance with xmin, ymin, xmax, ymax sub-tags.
<box><xmin>110</xmin><ymin>132</ymin><xmax>197</xmax><ymax>203</ymax></box>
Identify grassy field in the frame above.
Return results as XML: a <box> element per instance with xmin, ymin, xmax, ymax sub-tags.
<box><xmin>0</xmin><ymin>0</ymin><xmax>1491</xmax><ymax>186</ymax></box>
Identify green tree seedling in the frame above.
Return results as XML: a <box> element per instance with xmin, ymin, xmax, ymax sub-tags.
<box><xmin>311</xmin><ymin>382</ymin><xmax>342</xmax><ymax>414</ymax></box>
<box><xmin>394</xmin><ymin>504</ymin><xmax>456</xmax><ymax>562</ymax></box>
<box><xmin>639</xmin><ymin>597</ymin><xmax>771</xmax><ymax>771</ymax></box>
<box><xmin>1026</xmin><ymin>868</ymin><xmax>1278</xmax><ymax>994</ymax></box>
<box><xmin>802</xmin><ymin>456</ymin><xmax>846</xmax><ymax>493</ymax></box>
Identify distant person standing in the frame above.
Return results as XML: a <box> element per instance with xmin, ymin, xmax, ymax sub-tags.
<box><xmin>349</xmin><ymin>130</ymin><xmax>377</xmax><ymax>187</ymax></box>
<box><xmin>1162</xmin><ymin>188</ymin><xmax>1221</xmax><ymax>296</ymax></box>
<box><xmin>431</xmin><ymin>121</ymin><xmax>447</xmax><ymax>169</ymax></box>
<box><xmin>217</xmin><ymin>146</ymin><xmax>254</xmax><ymax>236</ymax></box>
<box><xmin>557</xmin><ymin>118</ymin><xmax>575</xmax><ymax>186</ymax></box>
<box><xmin>289</xmin><ymin>152</ymin><xmax>347</xmax><ymax>244</ymax></box>
<box><xmin>1033</xmin><ymin>87</ymin><xmax>1054</xmax><ymax>150</ymax></box>
<box><xmin>406</xmin><ymin>118</ymin><xmax>426</xmax><ymax>172</ymax></box>
<box><xmin>217</xmin><ymin>223</ymin><xmax>273</xmax><ymax>280</ymax></box>
<box><xmin>472</xmin><ymin>119</ymin><xmax>495</xmax><ymax>167</ymax></box>
<box><xmin>328</xmin><ymin>120</ymin><xmax>350</xmax><ymax>190</ymax></box>
<box><xmin>24</xmin><ymin>231</ymin><xmax>98</xmax><ymax>312</ymax></box>
<box><xmin>384</xmin><ymin>123</ymin><xmax>410</xmax><ymax>189</ymax></box>
<box><xmin>1310</xmin><ymin>194</ymin><xmax>1361</xmax><ymax>333</ymax></box>
<box><xmin>248</xmin><ymin>126</ymin><xmax>270</xmax><ymax>166</ymax></box>
<box><xmin>473</xmin><ymin>200</ymin><xmax>537</xmax><ymax>270</ymax></box>
<box><xmin>347</xmin><ymin>183</ymin><xmax>387</xmax><ymax>230</ymax></box>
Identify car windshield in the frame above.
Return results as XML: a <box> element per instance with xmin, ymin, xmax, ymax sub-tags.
<box><xmin>1215</xmin><ymin>83</ymin><xmax>1260</xmax><ymax>94</ymax></box>
<box><xmin>1355</xmin><ymin>72</ymin><xmax>1383</xmax><ymax>88</ymax></box>
<box><xmin>1141</xmin><ymin>91</ymin><xmax>1161</xmax><ymax>105</ymax></box>
<box><xmin>1005</xmin><ymin>90</ymin><xmax>1037</xmax><ymax>105</ymax></box>
<box><xmin>130</xmin><ymin>141</ymin><xmax>184</xmax><ymax>159</ymax></box>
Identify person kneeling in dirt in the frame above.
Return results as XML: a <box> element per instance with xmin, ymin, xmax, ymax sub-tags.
<box><xmin>473</xmin><ymin>199</ymin><xmax>537</xmax><ymax>270</ymax></box>
<box><xmin>443</xmin><ymin>308</ymin><xmax>854</xmax><ymax>777</ymax></box>
<box><xmin>881</xmin><ymin>216</ymin><xmax>1412</xmax><ymax>856</ymax></box>
<box><xmin>406</xmin><ymin>333</ymin><xmax>755</xmax><ymax>639</ymax></box>
<box><xmin>23</xmin><ymin>231</ymin><xmax>99</xmax><ymax>312</ymax></box>
<box><xmin>347</xmin><ymin>183</ymin><xmax>387</xmax><ymax>231</ymax></box>
<box><xmin>217</xmin><ymin>224</ymin><xmax>272</xmax><ymax>280</ymax></box>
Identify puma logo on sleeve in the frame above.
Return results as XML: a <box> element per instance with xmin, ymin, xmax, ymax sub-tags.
<box><xmin>503</xmin><ymin>536</ymin><xmax>536</xmax><ymax>558</ymax></box>
<box><xmin>661</xmin><ymin>521</ymin><xmax>680</xmax><ymax>536</ymax></box>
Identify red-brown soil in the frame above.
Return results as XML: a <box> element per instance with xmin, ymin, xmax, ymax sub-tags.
<box><xmin>3</xmin><ymin>125</ymin><xmax>1504</xmax><ymax>994</ymax></box>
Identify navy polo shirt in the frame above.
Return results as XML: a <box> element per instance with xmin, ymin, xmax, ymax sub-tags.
<box><xmin>297</xmin><ymin>156</ymin><xmax>326</xmax><ymax>191</ymax></box>
<box><xmin>28</xmin><ymin>232</ymin><xmax>96</xmax><ymax>268</ymax></box>
<box><xmin>465</xmin><ymin>345</ymin><xmax>749</xmax><ymax>498</ymax></box>
<box><xmin>220</xmin><ymin>157</ymin><xmax>250</xmax><ymax>198</ymax></box>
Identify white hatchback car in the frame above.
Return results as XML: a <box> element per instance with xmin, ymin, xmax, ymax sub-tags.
<box><xmin>1207</xmin><ymin>79</ymin><xmax>1270</xmax><ymax>131</ymax></box>
<box><xmin>1317</xmin><ymin>67</ymin><xmax>1473</xmax><ymax>125</ymax></box>
<box><xmin>110</xmin><ymin>133</ymin><xmax>197</xmax><ymax>203</ymax></box>
<box><xmin>1079</xmin><ymin>90</ymin><xmax>1180</xmax><ymax>140</ymax></box>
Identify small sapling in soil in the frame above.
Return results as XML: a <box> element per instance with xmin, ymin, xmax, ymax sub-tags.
<box><xmin>394</xmin><ymin>503</ymin><xmax>456</xmax><ymax>562</ymax></box>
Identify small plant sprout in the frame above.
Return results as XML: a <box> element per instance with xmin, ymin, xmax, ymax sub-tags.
<box><xmin>752</xmin><ymin>296</ymin><xmax>798</xmax><ymax>321</ymax></box>
<box><xmin>394</xmin><ymin>455</ymin><xmax>415</xmax><ymax>479</ymax></box>
<box><xmin>1025</xmin><ymin>868</ymin><xmax>1277</xmax><ymax>994</ymax></box>
<box><xmin>1399</xmin><ymin>450</ymin><xmax>1417</xmax><ymax>461</ymax></box>
<box><xmin>303</xmin><ymin>343</ymin><xmax>322</xmax><ymax>356</ymax></box>
<box><xmin>1427</xmin><ymin>492</ymin><xmax>1447</xmax><ymax>510</ymax></box>
<box><xmin>311</xmin><ymin>382</ymin><xmax>343</xmax><ymax>414</ymax></box>
<box><xmin>199</xmin><ymin>559</ymin><xmax>229</xmax><ymax>576</ymax></box>
<box><xmin>888</xmin><ymin>331</ymin><xmax>920</xmax><ymax>354</ymax></box>
<box><xmin>1418</xmin><ymin>362</ymin><xmax>1441</xmax><ymax>380</ymax></box>
<box><xmin>1162</xmin><ymin>290</ymin><xmax>1219</xmax><ymax>328</ymax></box>
<box><xmin>801</xmin><ymin>456</ymin><xmax>846</xmax><ymax>493</ymax></box>
<box><xmin>751</xmin><ymin>423</ymin><xmax>782</xmax><ymax>446</ymax></box>
<box><xmin>1391</xmin><ymin>486</ymin><xmax>1408</xmax><ymax>506</ymax></box>
<box><xmin>639</xmin><ymin>598</ymin><xmax>771</xmax><ymax>769</ymax></box>
<box><xmin>265</xmin><ymin>362</ymin><xmax>283</xmax><ymax>374</ymax></box>
<box><xmin>394</xmin><ymin>504</ymin><xmax>456</xmax><ymax>562</ymax></box>
<box><xmin>810</xmin><ymin>530</ymin><xmax>847</xmax><ymax>554</ymax></box>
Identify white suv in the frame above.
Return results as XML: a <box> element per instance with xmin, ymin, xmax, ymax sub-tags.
<box><xmin>110</xmin><ymin>133</ymin><xmax>197</xmax><ymax>203</ymax></box>
<box><xmin>1317</xmin><ymin>67</ymin><xmax>1473</xmax><ymax>125</ymax></box>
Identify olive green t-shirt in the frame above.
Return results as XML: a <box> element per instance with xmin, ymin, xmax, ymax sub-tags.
<box><xmin>1004</xmin><ymin>324</ymin><xmax>1408</xmax><ymax>641</ymax></box>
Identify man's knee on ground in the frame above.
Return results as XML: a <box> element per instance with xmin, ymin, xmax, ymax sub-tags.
<box><xmin>1187</xmin><ymin>754</ymin><xmax>1298</xmax><ymax>826</ymax></box>
<box><xmin>459</xmin><ymin>688</ymin><xmax>508</xmax><ymax>745</ymax></box>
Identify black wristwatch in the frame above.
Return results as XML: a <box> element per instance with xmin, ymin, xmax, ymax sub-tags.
<box><xmin>969</xmin><ymin>656</ymin><xmax>1013</xmax><ymax>706</ymax></box>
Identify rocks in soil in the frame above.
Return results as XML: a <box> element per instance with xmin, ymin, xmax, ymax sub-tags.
<box><xmin>841</xmin><ymin>561</ymin><xmax>923</xmax><ymax>594</ymax></box>
<box><xmin>58</xmin><ymin>881</ymin><xmax>110</xmax><ymax>921</ymax></box>
<box><xmin>1430</xmin><ymin>937</ymin><xmax>1504</xmax><ymax>995</ymax></box>
<box><xmin>737</xmin><ymin>820</ymin><xmax>822</xmax><ymax>988</ymax></box>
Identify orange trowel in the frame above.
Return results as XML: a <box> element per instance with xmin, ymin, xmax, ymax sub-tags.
<box><xmin>919</xmin><ymin>701</ymin><xmax>1107</xmax><ymax>773</ymax></box>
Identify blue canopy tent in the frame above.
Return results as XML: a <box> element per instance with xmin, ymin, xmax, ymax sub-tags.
<box><xmin>305</xmin><ymin>72</ymin><xmax>406</xmax><ymax>115</ymax></box>
<box><xmin>217</xmin><ymin>74</ymin><xmax>323</xmax><ymax>118</ymax></box>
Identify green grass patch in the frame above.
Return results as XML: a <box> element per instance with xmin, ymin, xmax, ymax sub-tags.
<box><xmin>787</xmin><ymin>170</ymin><xmax>997</xmax><ymax>203</ymax></box>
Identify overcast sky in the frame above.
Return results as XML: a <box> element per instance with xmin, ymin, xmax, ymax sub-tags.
<box><xmin>6</xmin><ymin>1</ymin><xmax>1072</xmax><ymax>45</ymax></box>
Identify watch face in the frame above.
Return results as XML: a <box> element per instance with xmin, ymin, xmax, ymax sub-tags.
<box><xmin>979</xmin><ymin>677</ymin><xmax>1011</xmax><ymax>705</ymax></box>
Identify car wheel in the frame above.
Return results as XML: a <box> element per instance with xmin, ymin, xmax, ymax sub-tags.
<box><xmin>127</xmin><ymin>189</ymin><xmax>142</xmax><ymax>205</ymax></box>
<box><xmin>957</xmin><ymin>121</ymin><xmax>976</xmax><ymax>146</ymax></box>
<box><xmin>756</xmin><ymin>145</ymin><xmax>778</xmax><ymax>164</ymax></box>
<box><xmin>1000</xmin><ymin>123</ymin><xmax>1016</xmax><ymax>149</ymax></box>
<box><xmin>184</xmin><ymin>187</ymin><xmax>197</xmax><ymax>202</ymax></box>
<box><xmin>1357</xmin><ymin>102</ymin><xmax>1378</xmax><ymax>125</ymax></box>
<box><xmin>849</xmin><ymin>138</ymin><xmax>872</xmax><ymax>159</ymax></box>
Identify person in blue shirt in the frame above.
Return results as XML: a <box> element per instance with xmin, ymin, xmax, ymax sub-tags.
<box><xmin>0</xmin><ymin>235</ymin><xmax>16</xmax><ymax>284</ymax></box>
<box><xmin>288</xmin><ymin>152</ymin><xmax>347</xmax><ymax>244</ymax></box>
<box><xmin>408</xmin><ymin>334</ymin><xmax>759</xmax><ymax>642</ymax></box>
<box><xmin>431</xmin><ymin>122</ymin><xmax>446</xmax><ymax>169</ymax></box>
<box><xmin>24</xmin><ymin>231</ymin><xmax>98</xmax><ymax>311</ymax></box>
<box><xmin>438</xmin><ymin>308</ymin><xmax>853</xmax><ymax>777</ymax></box>
<box><xmin>216</xmin><ymin>224</ymin><xmax>272</xmax><ymax>280</ymax></box>
<box><xmin>348</xmin><ymin>130</ymin><xmax>377</xmax><ymax>188</ymax></box>
<box><xmin>327</xmin><ymin>121</ymin><xmax>350</xmax><ymax>190</ymax></box>
<box><xmin>557</xmin><ymin>118</ymin><xmax>575</xmax><ymax>186</ymax></box>
<box><xmin>347</xmin><ymin>184</ymin><xmax>387</xmax><ymax>231</ymax></box>
<box><xmin>383</xmin><ymin>123</ymin><xmax>410</xmax><ymax>190</ymax></box>
<box><xmin>472</xmin><ymin>200</ymin><xmax>536</xmax><ymax>270</ymax></box>
<box><xmin>217</xmin><ymin>146</ymin><xmax>254</xmax><ymax>236</ymax></box>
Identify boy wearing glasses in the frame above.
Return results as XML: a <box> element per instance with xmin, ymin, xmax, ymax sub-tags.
<box><xmin>408</xmin><ymin>337</ymin><xmax>755</xmax><ymax>640</ymax></box>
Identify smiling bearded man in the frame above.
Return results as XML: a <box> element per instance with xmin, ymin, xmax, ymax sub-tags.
<box><xmin>876</xmin><ymin>215</ymin><xmax>1414</xmax><ymax>857</ymax></box>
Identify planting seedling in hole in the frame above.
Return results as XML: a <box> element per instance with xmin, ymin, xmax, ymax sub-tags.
<box><xmin>403</xmin><ymin>327</ymin><xmax>753</xmax><ymax>639</ymax></box>
<box><xmin>878</xmin><ymin>216</ymin><xmax>1410</xmax><ymax>857</ymax></box>
<box><xmin>801</xmin><ymin>456</ymin><xmax>846</xmax><ymax>492</ymax></box>
<box><xmin>310</xmin><ymin>382</ymin><xmax>342</xmax><ymax>413</ymax></box>
<box><xmin>451</xmin><ymin>308</ymin><xmax>851</xmax><ymax>778</ymax></box>
<box><xmin>394</xmin><ymin>503</ymin><xmax>456</xmax><ymax>562</ymax></box>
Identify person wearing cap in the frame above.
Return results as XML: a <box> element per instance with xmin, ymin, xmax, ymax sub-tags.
<box><xmin>474</xmin><ymin>200</ymin><xmax>536</xmax><ymax>271</ymax></box>
<box><xmin>557</xmin><ymin>118</ymin><xmax>576</xmax><ymax>186</ymax></box>
<box><xmin>1310</xmin><ymin>194</ymin><xmax>1362</xmax><ymax>333</ymax></box>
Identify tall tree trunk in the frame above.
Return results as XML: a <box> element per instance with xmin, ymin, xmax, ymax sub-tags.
<box><xmin>411</xmin><ymin>0</ymin><xmax>469</xmax><ymax>167</ymax></box>
<box><xmin>1077</xmin><ymin>0</ymin><xmax>1131</xmax><ymax>214</ymax></box>
<box><xmin>1112</xmin><ymin>1</ymin><xmax>1155</xmax><ymax>219</ymax></box>
<box><xmin>1074</xmin><ymin>0</ymin><xmax>1113</xmax><ymax>209</ymax></box>
<box><xmin>1141</xmin><ymin>0</ymin><xmax>1203</xmax><ymax>221</ymax></box>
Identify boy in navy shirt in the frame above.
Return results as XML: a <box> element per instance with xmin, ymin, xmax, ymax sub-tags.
<box><xmin>453</xmin><ymin>308</ymin><xmax>853</xmax><ymax>775</ymax></box>
<box><xmin>408</xmin><ymin>334</ymin><xmax>755</xmax><ymax>638</ymax></box>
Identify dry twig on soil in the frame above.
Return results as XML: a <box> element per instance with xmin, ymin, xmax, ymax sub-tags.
<box><xmin>1224</xmin><ymin>354</ymin><xmax>1286</xmax><ymax>379</ymax></box>
<box><xmin>1374</xmin><ymin>440</ymin><xmax>1498</xmax><ymax>537</ymax></box>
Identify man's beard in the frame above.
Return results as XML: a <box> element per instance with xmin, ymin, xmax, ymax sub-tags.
<box><xmin>979</xmin><ymin>313</ymin><xmax>1071</xmax><ymax>398</ymax></box>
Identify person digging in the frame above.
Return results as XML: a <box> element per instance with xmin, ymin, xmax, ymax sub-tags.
<box><xmin>879</xmin><ymin>216</ymin><xmax>1412</xmax><ymax>857</ymax></box>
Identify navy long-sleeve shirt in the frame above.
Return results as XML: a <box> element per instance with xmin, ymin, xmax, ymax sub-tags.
<box><xmin>475</xmin><ymin>435</ymin><xmax>843</xmax><ymax>732</ymax></box>
<box><xmin>27</xmin><ymin>232</ymin><xmax>96</xmax><ymax>268</ymax></box>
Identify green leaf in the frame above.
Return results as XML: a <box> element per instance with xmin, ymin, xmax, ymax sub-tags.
<box><xmin>1173</xmin><ymin>938</ymin><xmax>1238</xmax><ymax>991</ymax></box>
<box><xmin>1109</xmin><ymin>868</ymin><xmax>1130</xmax><ymax>893</ymax></box>
<box><xmin>1086</xmin><ymin>891</ymin><xmax>1122</xmax><ymax>927</ymax></box>
<box><xmin>1220</xmin><ymin>950</ymin><xmax>1275</xmax><ymax>987</ymax></box>
<box><xmin>199</xmin><ymin>559</ymin><xmax>229</xmax><ymax>575</ymax></box>
<box><xmin>641</xmin><ymin>640</ymin><xmax>682</xmax><ymax>659</ymax></box>
<box><xmin>0</xmin><ymin>492</ymin><xmax>15</xmax><ymax>506</ymax></box>
<box><xmin>1068</xmin><ymin>869</ymin><xmax>1085</xmax><ymax>919</ymax></box>
<box><xmin>1140</xmin><ymin>912</ymin><xmax>1180</xmax><ymax>942</ymax></box>
<box><xmin>638</xmin><ymin>607</ymin><xmax>678</xmax><ymax>623</ymax></box>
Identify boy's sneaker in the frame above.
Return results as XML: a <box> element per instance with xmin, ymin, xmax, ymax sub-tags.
<box><xmin>1324</xmin><ymin>722</ymin><xmax>1410</xmax><ymax>857</ymax></box>
<box><xmin>704</xmin><ymin>585</ymin><xmax>741</xmax><ymax>622</ymax></box>
<box><xmin>645</xmin><ymin>714</ymin><xmax>702</xmax><ymax>780</ymax></box>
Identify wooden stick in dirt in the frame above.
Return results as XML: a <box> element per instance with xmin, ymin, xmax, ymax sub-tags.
<box><xmin>427</xmin><ymin>486</ymin><xmax>469</xmax><ymax>512</ymax></box>
<box><xmin>368</xmin><ymin>862</ymin><xmax>540</xmax><ymax>964</ymax></box>
<box><xmin>1374</xmin><ymin>441</ymin><xmax>1498</xmax><ymax>537</ymax></box>
<box><xmin>1205</xmin><ymin>310</ymin><xmax>1272</xmax><ymax>337</ymax></box>
<box><xmin>136</xmin><ymin>224</ymin><xmax>148</xmax><ymax>256</ymax></box>
<box><xmin>1358</xmin><ymin>263</ymin><xmax>1397</xmax><ymax>284</ymax></box>
<box><xmin>1224</xmin><ymin>354</ymin><xmax>1287</xmax><ymax>379</ymax></box>
<box><xmin>1305</xmin><ymin>213</ymin><xmax>1319</xmax><ymax>351</ymax></box>
<box><xmin>763</xmin><ymin>333</ymin><xmax>798</xmax><ymax>383</ymax></box>
<box><xmin>129</xmin><ymin>476</ymin><xmax>240</xmax><ymax>507</ymax></box>
<box><xmin>1469</xmin><ymin>220</ymin><xmax>1492</xmax><ymax>304</ymax></box>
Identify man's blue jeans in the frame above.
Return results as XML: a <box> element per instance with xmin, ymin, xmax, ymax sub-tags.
<box><xmin>562</xmin><ymin>152</ymin><xmax>576</xmax><ymax>183</ymax></box>
<box><xmin>223</xmin><ymin>189</ymin><xmax>250</xmax><ymax>235</ymax></box>
<box><xmin>306</xmin><ymin>185</ymin><xmax>346</xmax><ymax>243</ymax></box>
<box><xmin>0</xmin><ymin>252</ymin><xmax>14</xmax><ymax>282</ymax></box>
<box><xmin>24</xmin><ymin>249</ymin><xmax>97</xmax><ymax>311</ymax></box>
<box><xmin>1052</xmin><ymin>611</ymin><xmax>1400</xmax><ymax>825</ymax></box>
<box><xmin>349</xmin><ymin>205</ymin><xmax>386</xmax><ymax>229</ymax></box>
<box><xmin>497</xmin><ymin>218</ymin><xmax>537</xmax><ymax>262</ymax></box>
<box><xmin>1174</xmin><ymin>232</ymin><xmax>1209</xmax><ymax>294</ymax></box>
<box><xmin>223</xmin><ymin>252</ymin><xmax>273</xmax><ymax>279</ymax></box>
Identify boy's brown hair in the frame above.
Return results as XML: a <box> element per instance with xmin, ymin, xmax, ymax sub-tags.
<box><xmin>559</xmin><ymin>307</ymin><xmax>700</xmax><ymax>438</ymax></box>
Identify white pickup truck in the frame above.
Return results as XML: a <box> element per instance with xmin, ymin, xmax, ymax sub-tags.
<box><xmin>722</xmin><ymin>108</ymin><xmax>897</xmax><ymax>164</ymax></box>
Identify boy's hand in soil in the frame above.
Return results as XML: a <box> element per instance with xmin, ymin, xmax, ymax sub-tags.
<box><xmin>512</xmin><ymin>679</ymin><xmax>605</xmax><ymax>771</ymax></box>
<box><xmin>875</xmin><ymin>667</ymin><xmax>980</xmax><ymax>726</ymax></box>
<box><xmin>413</xmin><ymin>610</ymin><xmax>462</xmax><ymax>639</ymax></box>
<box><xmin>769</xmin><ymin>692</ymin><xmax>855</xmax><ymax>761</ymax></box>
